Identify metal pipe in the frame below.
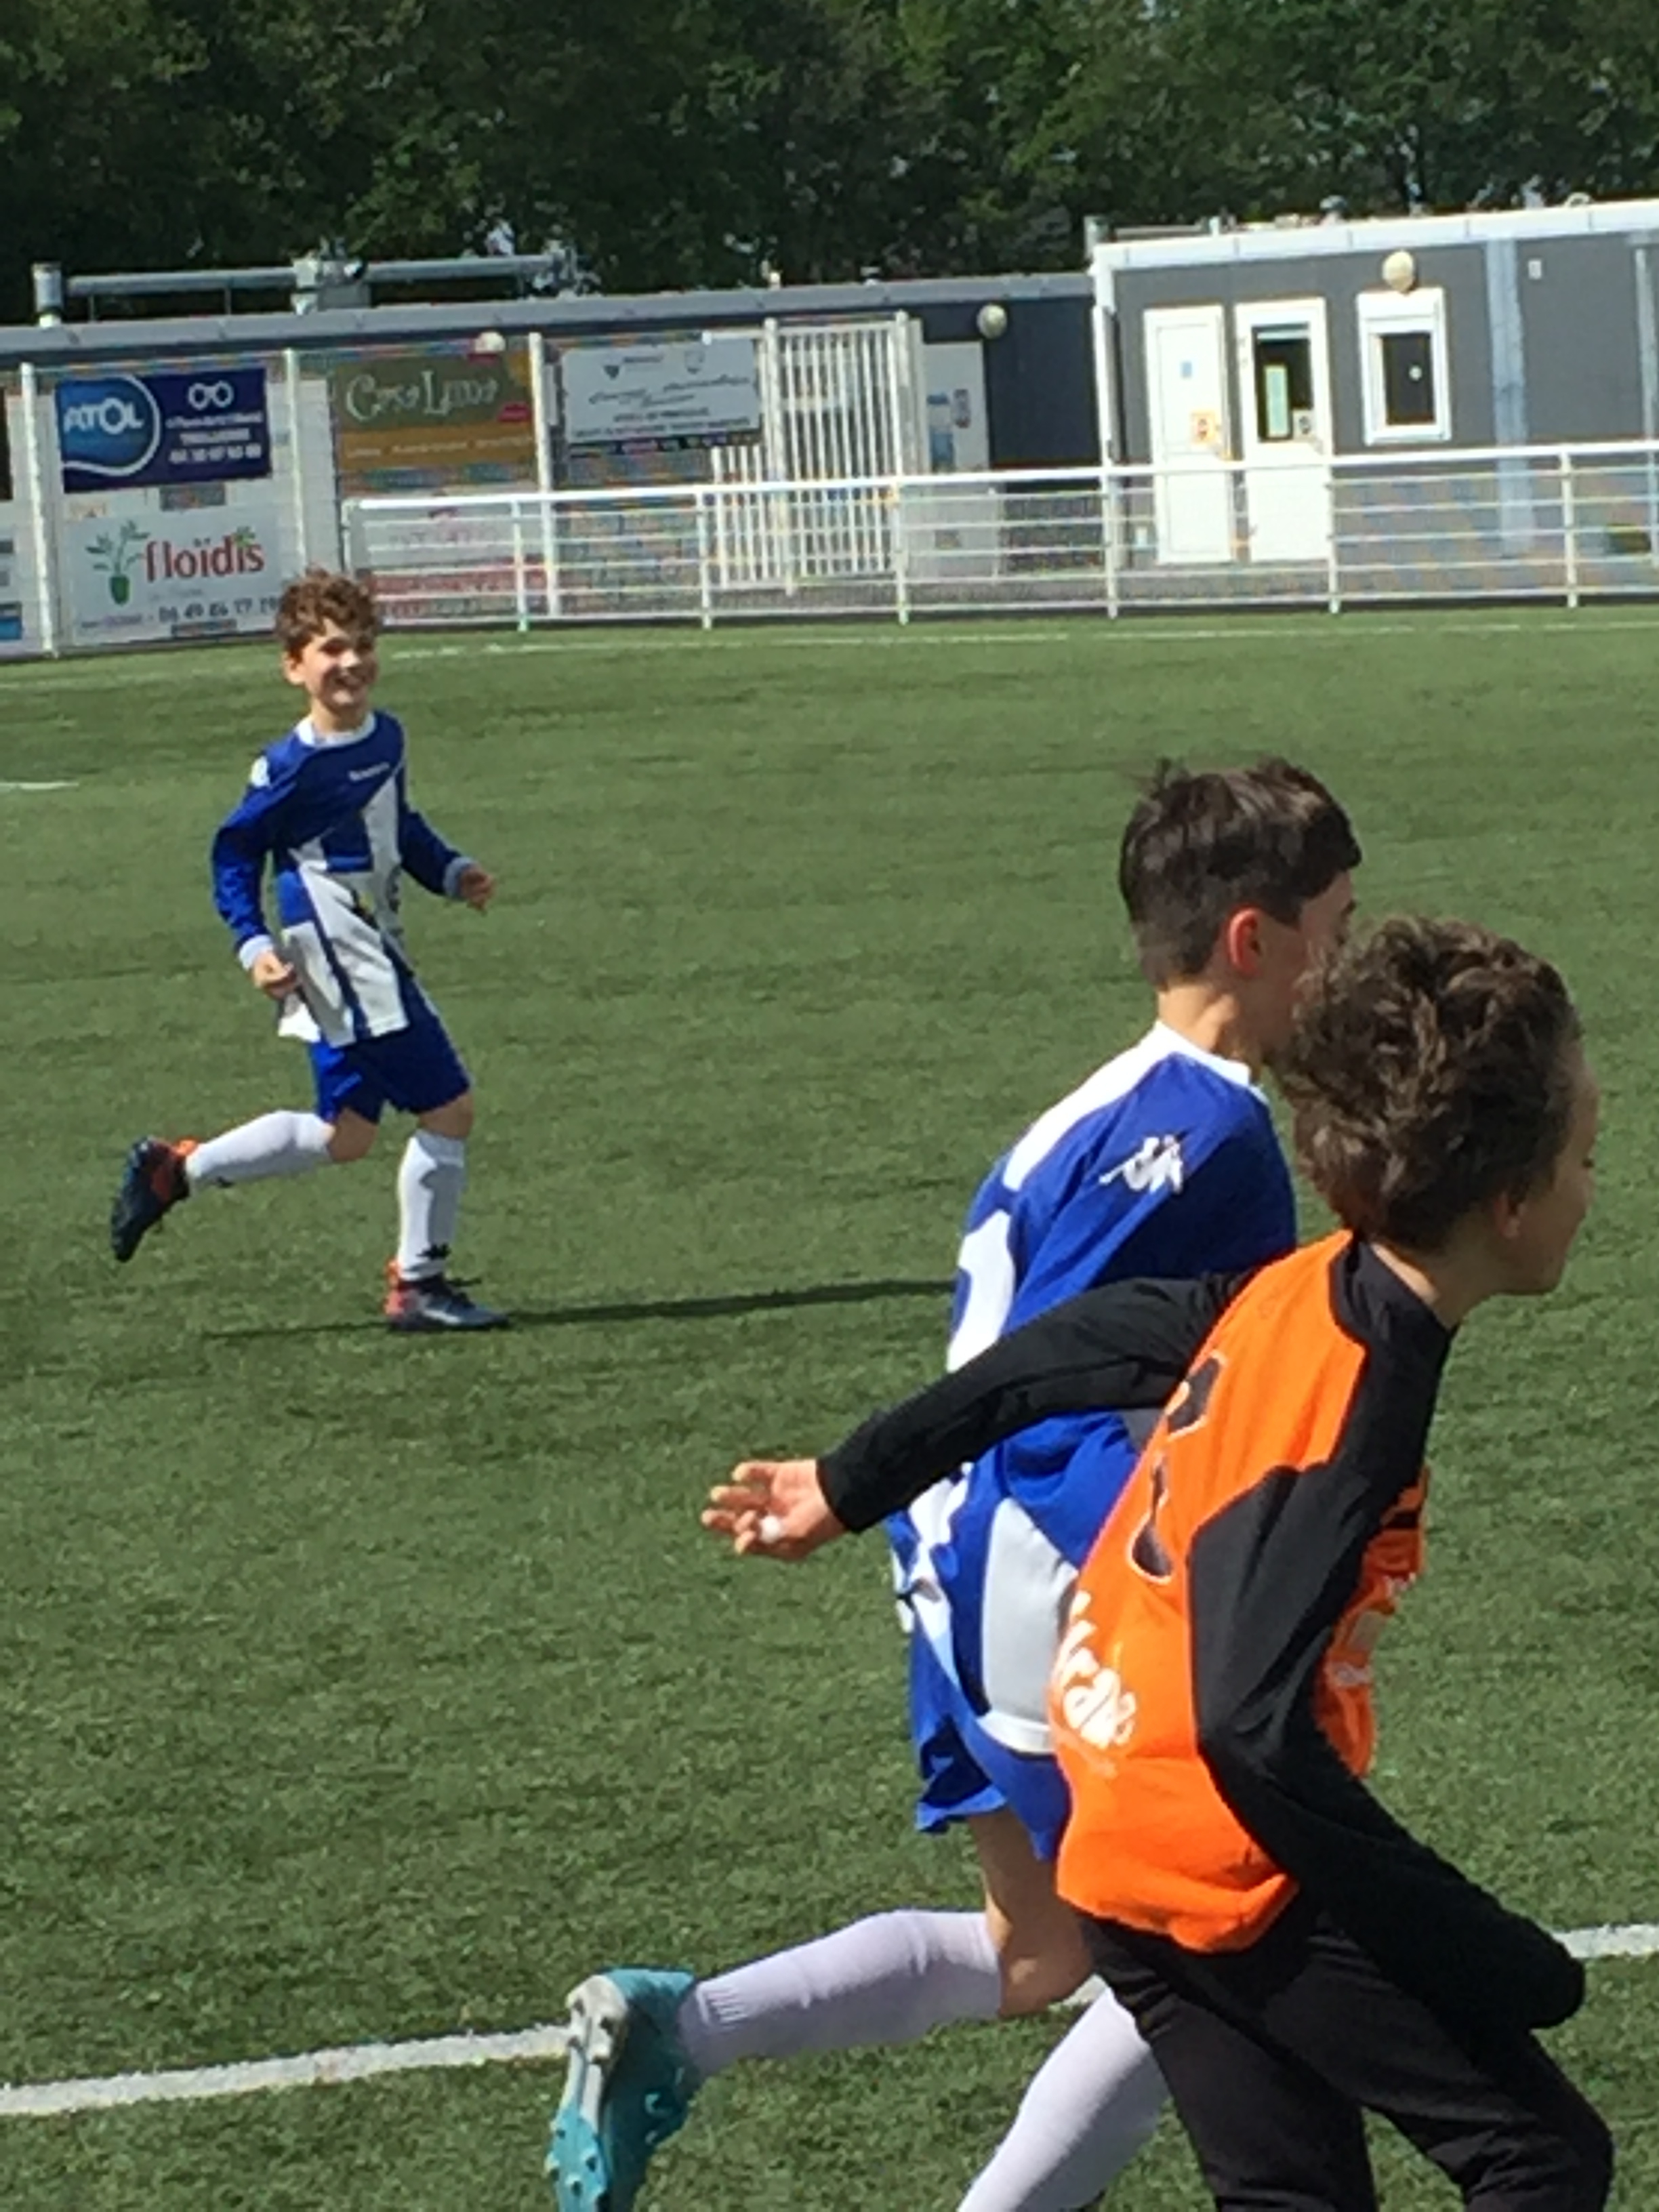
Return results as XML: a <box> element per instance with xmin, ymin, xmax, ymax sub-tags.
<box><xmin>31</xmin><ymin>263</ymin><xmax>64</xmax><ymax>326</ymax></box>
<box><xmin>65</xmin><ymin>267</ymin><xmax>292</xmax><ymax>299</ymax></box>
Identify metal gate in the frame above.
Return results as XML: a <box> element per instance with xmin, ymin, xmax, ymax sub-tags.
<box><xmin>710</xmin><ymin>316</ymin><xmax>921</xmax><ymax>590</ymax></box>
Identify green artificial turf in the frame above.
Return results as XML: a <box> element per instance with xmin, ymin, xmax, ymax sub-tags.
<box><xmin>3</xmin><ymin>609</ymin><xmax>1658</xmax><ymax>2207</ymax></box>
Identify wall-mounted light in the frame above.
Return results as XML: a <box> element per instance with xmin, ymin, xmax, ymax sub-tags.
<box><xmin>1381</xmin><ymin>249</ymin><xmax>1417</xmax><ymax>294</ymax></box>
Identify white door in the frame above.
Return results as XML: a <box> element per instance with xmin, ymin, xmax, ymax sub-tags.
<box><xmin>1234</xmin><ymin>299</ymin><xmax>1332</xmax><ymax>564</ymax></box>
<box><xmin>1144</xmin><ymin>306</ymin><xmax>1232</xmax><ymax>564</ymax></box>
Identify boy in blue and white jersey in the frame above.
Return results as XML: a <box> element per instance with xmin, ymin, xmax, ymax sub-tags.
<box><xmin>893</xmin><ymin>1014</ymin><xmax>1296</xmax><ymax>1875</ymax></box>
<box><xmin>109</xmin><ymin>568</ymin><xmax>506</xmax><ymax>1332</ymax></box>
<box><xmin>549</xmin><ymin>763</ymin><xmax>1360</xmax><ymax>2212</ymax></box>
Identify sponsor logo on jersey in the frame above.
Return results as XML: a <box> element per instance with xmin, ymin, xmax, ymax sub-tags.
<box><xmin>1052</xmin><ymin>1593</ymin><xmax>1138</xmax><ymax>1752</ymax></box>
<box><xmin>1100</xmin><ymin>1132</ymin><xmax>1185</xmax><ymax>1196</ymax></box>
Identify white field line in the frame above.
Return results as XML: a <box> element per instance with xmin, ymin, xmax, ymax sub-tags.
<box><xmin>7</xmin><ymin>610</ymin><xmax>1659</xmax><ymax>691</ymax></box>
<box><xmin>0</xmin><ymin>2022</ymin><xmax>571</xmax><ymax>2119</ymax></box>
<box><xmin>3</xmin><ymin>1919</ymin><xmax>1656</xmax><ymax>2121</ymax></box>
<box><xmin>0</xmin><ymin>779</ymin><xmax>77</xmax><ymax>792</ymax></box>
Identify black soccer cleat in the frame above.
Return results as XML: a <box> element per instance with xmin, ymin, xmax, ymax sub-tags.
<box><xmin>110</xmin><ymin>1136</ymin><xmax>196</xmax><ymax>1262</ymax></box>
<box><xmin>383</xmin><ymin>1258</ymin><xmax>510</xmax><ymax>1332</ymax></box>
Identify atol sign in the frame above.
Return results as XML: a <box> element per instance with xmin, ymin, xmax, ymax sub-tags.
<box><xmin>331</xmin><ymin>348</ymin><xmax>537</xmax><ymax>492</ymax></box>
<box><xmin>56</xmin><ymin>370</ymin><xmax>271</xmax><ymax>492</ymax></box>
<box><xmin>66</xmin><ymin>504</ymin><xmax>285</xmax><ymax>646</ymax></box>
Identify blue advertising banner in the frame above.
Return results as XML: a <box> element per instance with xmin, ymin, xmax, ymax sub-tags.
<box><xmin>56</xmin><ymin>369</ymin><xmax>271</xmax><ymax>493</ymax></box>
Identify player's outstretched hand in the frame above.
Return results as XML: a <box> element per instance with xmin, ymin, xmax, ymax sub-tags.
<box><xmin>456</xmin><ymin>864</ymin><xmax>497</xmax><ymax>911</ymax></box>
<box><xmin>249</xmin><ymin>947</ymin><xmax>299</xmax><ymax>1000</ymax></box>
<box><xmin>703</xmin><ymin>1459</ymin><xmax>848</xmax><ymax>1561</ymax></box>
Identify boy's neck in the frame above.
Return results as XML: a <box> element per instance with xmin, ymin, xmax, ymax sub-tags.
<box><xmin>305</xmin><ymin>703</ymin><xmax>373</xmax><ymax>740</ymax></box>
<box><xmin>1368</xmin><ymin>1236</ymin><xmax>1495</xmax><ymax>1329</ymax></box>
<box><xmin>1154</xmin><ymin>983</ymin><xmax>1259</xmax><ymax>1078</ymax></box>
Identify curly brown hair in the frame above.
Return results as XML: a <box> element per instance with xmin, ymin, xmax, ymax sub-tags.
<box><xmin>274</xmin><ymin>568</ymin><xmax>379</xmax><ymax>657</ymax></box>
<box><xmin>1118</xmin><ymin>758</ymin><xmax>1361</xmax><ymax>987</ymax></box>
<box><xmin>1278</xmin><ymin>916</ymin><xmax>1581</xmax><ymax>1250</ymax></box>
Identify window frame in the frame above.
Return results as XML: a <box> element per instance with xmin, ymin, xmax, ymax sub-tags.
<box><xmin>1357</xmin><ymin>286</ymin><xmax>1452</xmax><ymax>446</ymax></box>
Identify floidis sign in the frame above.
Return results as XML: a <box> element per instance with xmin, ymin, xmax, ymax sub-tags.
<box><xmin>66</xmin><ymin>505</ymin><xmax>286</xmax><ymax>644</ymax></box>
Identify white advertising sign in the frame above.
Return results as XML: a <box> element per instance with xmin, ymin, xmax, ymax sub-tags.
<box><xmin>0</xmin><ymin>525</ymin><xmax>32</xmax><ymax>657</ymax></box>
<box><xmin>561</xmin><ymin>338</ymin><xmax>762</xmax><ymax>447</ymax></box>
<box><xmin>65</xmin><ymin>504</ymin><xmax>287</xmax><ymax>647</ymax></box>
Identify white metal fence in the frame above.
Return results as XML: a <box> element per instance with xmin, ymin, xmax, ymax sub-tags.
<box><xmin>11</xmin><ymin>427</ymin><xmax>1659</xmax><ymax>659</ymax></box>
<box><xmin>343</xmin><ymin>441</ymin><xmax>1659</xmax><ymax>634</ymax></box>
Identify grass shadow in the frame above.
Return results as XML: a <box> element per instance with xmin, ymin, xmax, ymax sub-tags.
<box><xmin>201</xmin><ymin>1275</ymin><xmax>951</xmax><ymax>1343</ymax></box>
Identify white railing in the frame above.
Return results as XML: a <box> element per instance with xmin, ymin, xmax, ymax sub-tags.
<box><xmin>10</xmin><ymin>436</ymin><xmax>1659</xmax><ymax>660</ymax></box>
<box><xmin>342</xmin><ymin>441</ymin><xmax>1659</xmax><ymax>634</ymax></box>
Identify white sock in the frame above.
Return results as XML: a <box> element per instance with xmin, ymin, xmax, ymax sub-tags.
<box><xmin>186</xmin><ymin>1110</ymin><xmax>333</xmax><ymax>1188</ymax></box>
<box><xmin>957</xmin><ymin>1988</ymin><xmax>1166</xmax><ymax>2212</ymax></box>
<box><xmin>676</xmin><ymin>1910</ymin><xmax>1000</xmax><ymax>2079</ymax></box>
<box><xmin>396</xmin><ymin>1130</ymin><xmax>467</xmax><ymax>1279</ymax></box>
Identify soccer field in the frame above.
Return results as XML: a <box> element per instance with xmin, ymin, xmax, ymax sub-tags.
<box><xmin>3</xmin><ymin>609</ymin><xmax>1658</xmax><ymax>2209</ymax></box>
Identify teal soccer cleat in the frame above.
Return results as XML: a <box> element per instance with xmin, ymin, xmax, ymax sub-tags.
<box><xmin>547</xmin><ymin>1969</ymin><xmax>699</xmax><ymax>2210</ymax></box>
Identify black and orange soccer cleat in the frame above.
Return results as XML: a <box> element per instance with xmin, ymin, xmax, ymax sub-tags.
<box><xmin>383</xmin><ymin>1253</ymin><xmax>510</xmax><ymax>1333</ymax></box>
<box><xmin>109</xmin><ymin>1136</ymin><xmax>198</xmax><ymax>1262</ymax></box>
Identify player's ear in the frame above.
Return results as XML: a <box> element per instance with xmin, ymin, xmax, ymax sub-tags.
<box><xmin>281</xmin><ymin>651</ymin><xmax>306</xmax><ymax>688</ymax></box>
<box><xmin>1488</xmin><ymin>1182</ymin><xmax>1532</xmax><ymax>1248</ymax></box>
<box><xmin>1222</xmin><ymin>907</ymin><xmax>1265</xmax><ymax>978</ymax></box>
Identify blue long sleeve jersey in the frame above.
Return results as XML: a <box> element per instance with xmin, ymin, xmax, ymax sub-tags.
<box><xmin>210</xmin><ymin>711</ymin><xmax>468</xmax><ymax>1048</ymax></box>
<box><xmin>889</xmin><ymin>1025</ymin><xmax>1296</xmax><ymax>1736</ymax></box>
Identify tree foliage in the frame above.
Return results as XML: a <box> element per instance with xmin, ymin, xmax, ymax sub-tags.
<box><xmin>7</xmin><ymin>0</ymin><xmax>1659</xmax><ymax>321</ymax></box>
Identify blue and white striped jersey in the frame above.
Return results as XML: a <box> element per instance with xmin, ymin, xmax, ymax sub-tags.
<box><xmin>211</xmin><ymin>711</ymin><xmax>469</xmax><ymax>1048</ymax></box>
<box><xmin>891</xmin><ymin>1023</ymin><xmax>1296</xmax><ymax>1754</ymax></box>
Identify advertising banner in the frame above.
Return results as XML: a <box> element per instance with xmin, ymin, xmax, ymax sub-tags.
<box><xmin>0</xmin><ymin>529</ymin><xmax>27</xmax><ymax>652</ymax></box>
<box><xmin>331</xmin><ymin>348</ymin><xmax>537</xmax><ymax>491</ymax></box>
<box><xmin>56</xmin><ymin>369</ymin><xmax>271</xmax><ymax>493</ymax></box>
<box><xmin>562</xmin><ymin>338</ymin><xmax>762</xmax><ymax>448</ymax></box>
<box><xmin>65</xmin><ymin>503</ymin><xmax>285</xmax><ymax>647</ymax></box>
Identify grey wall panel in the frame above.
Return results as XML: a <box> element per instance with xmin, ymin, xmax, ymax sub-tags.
<box><xmin>1115</xmin><ymin>246</ymin><xmax>1498</xmax><ymax>457</ymax></box>
<box><xmin>972</xmin><ymin>297</ymin><xmax>1099</xmax><ymax>468</ymax></box>
<box><xmin>1517</xmin><ymin>237</ymin><xmax>1645</xmax><ymax>442</ymax></box>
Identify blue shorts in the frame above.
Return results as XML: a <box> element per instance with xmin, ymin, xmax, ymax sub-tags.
<box><xmin>308</xmin><ymin>983</ymin><xmax>470</xmax><ymax>1126</ymax></box>
<box><xmin>908</xmin><ymin>1631</ymin><xmax>1071</xmax><ymax>1862</ymax></box>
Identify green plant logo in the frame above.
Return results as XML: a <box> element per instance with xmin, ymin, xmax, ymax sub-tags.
<box><xmin>85</xmin><ymin>520</ymin><xmax>150</xmax><ymax>606</ymax></box>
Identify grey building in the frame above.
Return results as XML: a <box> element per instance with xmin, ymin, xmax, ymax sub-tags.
<box><xmin>1091</xmin><ymin>197</ymin><xmax>1659</xmax><ymax>571</ymax></box>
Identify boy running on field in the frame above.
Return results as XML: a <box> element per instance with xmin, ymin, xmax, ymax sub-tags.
<box><xmin>109</xmin><ymin>567</ymin><xmax>508</xmax><ymax>1332</ymax></box>
<box><xmin>550</xmin><ymin>762</ymin><xmax>1359</xmax><ymax>2212</ymax></box>
<box><xmin>714</xmin><ymin>916</ymin><xmax>1610</xmax><ymax>2211</ymax></box>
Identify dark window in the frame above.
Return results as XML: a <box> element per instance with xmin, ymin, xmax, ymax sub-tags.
<box><xmin>1252</xmin><ymin>332</ymin><xmax>1314</xmax><ymax>442</ymax></box>
<box><xmin>1380</xmin><ymin>329</ymin><xmax>1437</xmax><ymax>426</ymax></box>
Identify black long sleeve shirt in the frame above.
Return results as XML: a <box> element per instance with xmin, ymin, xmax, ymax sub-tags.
<box><xmin>813</xmin><ymin>1237</ymin><xmax>1582</xmax><ymax>2040</ymax></box>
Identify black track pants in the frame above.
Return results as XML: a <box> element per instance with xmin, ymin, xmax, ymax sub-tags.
<box><xmin>1085</xmin><ymin>1900</ymin><xmax>1612</xmax><ymax>2211</ymax></box>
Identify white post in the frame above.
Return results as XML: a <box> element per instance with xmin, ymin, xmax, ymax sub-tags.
<box><xmin>893</xmin><ymin>476</ymin><xmax>911</xmax><ymax>626</ymax></box>
<box><xmin>1326</xmin><ymin>463</ymin><xmax>1342</xmax><ymax>615</ymax></box>
<box><xmin>1089</xmin><ymin>259</ymin><xmax>1118</xmax><ymax>475</ymax></box>
<box><xmin>1559</xmin><ymin>450</ymin><xmax>1580</xmax><ymax>609</ymax></box>
<box><xmin>1101</xmin><ymin>462</ymin><xmax>1120</xmax><ymax>619</ymax></box>
<box><xmin>283</xmin><ymin>348</ymin><xmax>310</xmax><ymax>573</ymax></box>
<box><xmin>887</xmin><ymin>311</ymin><xmax>916</xmax><ymax>476</ymax></box>
<box><xmin>695</xmin><ymin>487</ymin><xmax>715</xmax><ymax>628</ymax></box>
<box><xmin>510</xmin><ymin>498</ymin><xmax>529</xmax><ymax>632</ymax></box>
<box><xmin>762</xmin><ymin>317</ymin><xmax>798</xmax><ymax>598</ymax></box>
<box><xmin>529</xmin><ymin>330</ymin><xmax>561</xmax><ymax>619</ymax></box>
<box><xmin>18</xmin><ymin>361</ymin><xmax>59</xmax><ymax>656</ymax></box>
